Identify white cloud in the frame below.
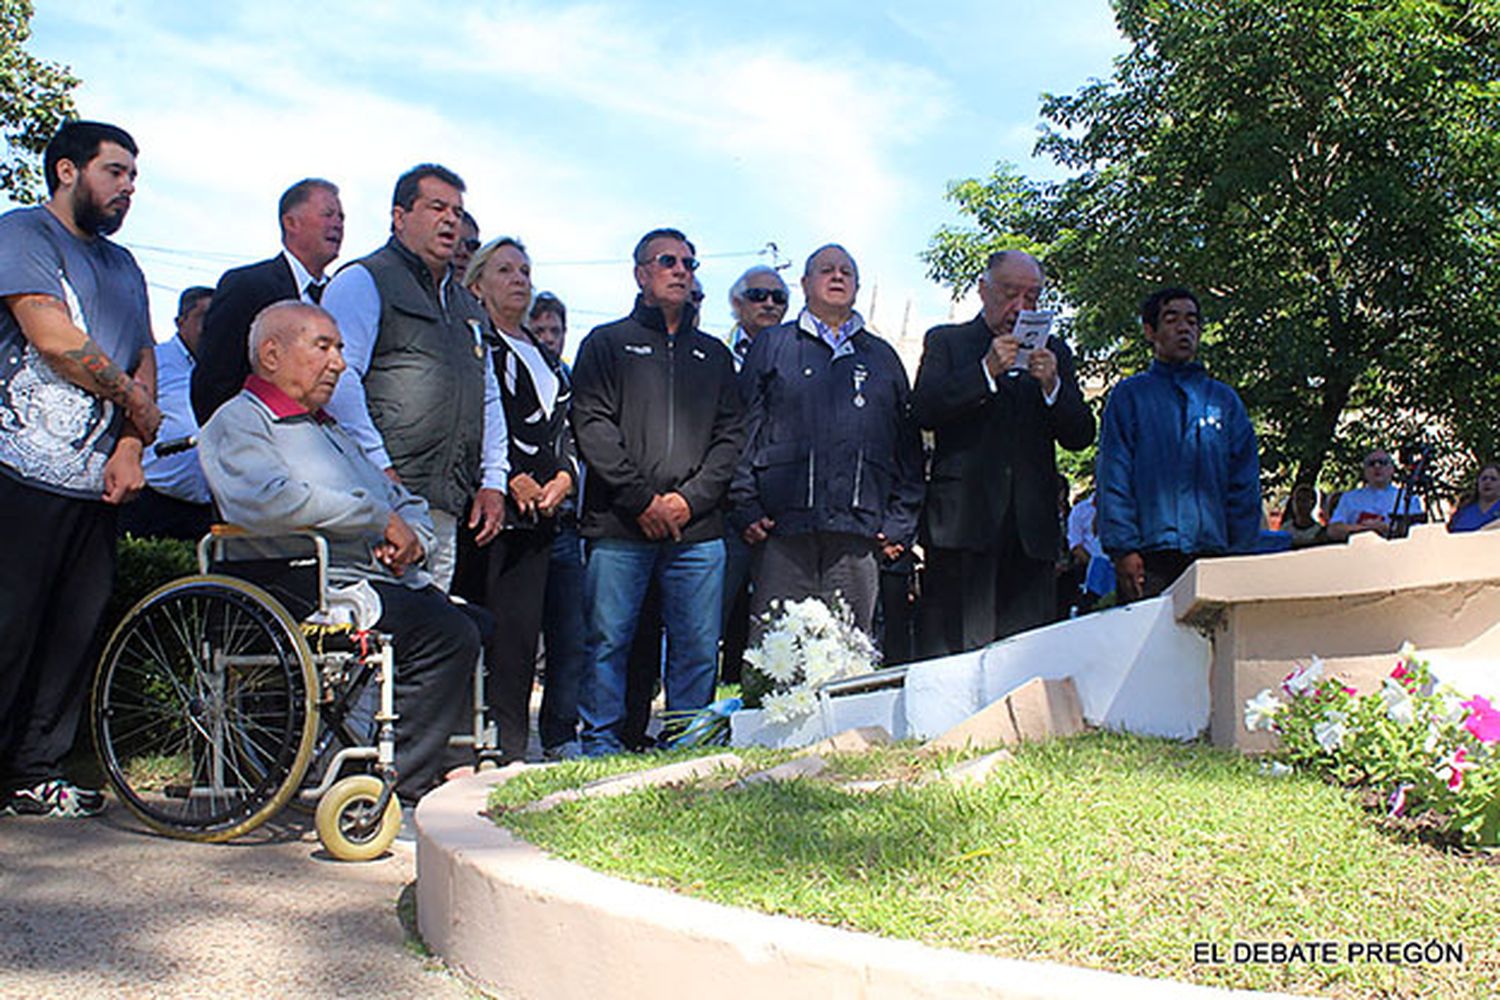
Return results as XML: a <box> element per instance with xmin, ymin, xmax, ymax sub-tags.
<box><xmin>28</xmin><ymin>0</ymin><xmax>1116</xmax><ymax>353</ymax></box>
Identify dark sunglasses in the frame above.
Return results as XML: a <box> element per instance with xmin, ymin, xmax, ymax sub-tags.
<box><xmin>461</xmin><ymin>238</ymin><xmax>481</xmax><ymax>251</ymax></box>
<box><xmin>1365</xmin><ymin>457</ymin><xmax>1392</xmax><ymax>467</ymax></box>
<box><xmin>743</xmin><ymin>287</ymin><xmax>788</xmax><ymax>305</ymax></box>
<box><xmin>646</xmin><ymin>252</ymin><xmax>699</xmax><ymax>272</ymax></box>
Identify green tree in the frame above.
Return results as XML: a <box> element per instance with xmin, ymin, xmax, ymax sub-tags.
<box><xmin>927</xmin><ymin>0</ymin><xmax>1500</xmax><ymax>495</ymax></box>
<box><xmin>1</xmin><ymin>0</ymin><xmax>78</xmax><ymax>204</ymax></box>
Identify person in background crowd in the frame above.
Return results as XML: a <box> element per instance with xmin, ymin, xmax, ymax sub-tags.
<box><xmin>912</xmin><ymin>250</ymin><xmax>1094</xmax><ymax>652</ymax></box>
<box><xmin>730</xmin><ymin>243</ymin><xmax>923</xmax><ymax>645</ymax></box>
<box><xmin>529</xmin><ymin>291</ymin><xmax>567</xmax><ymax>358</ymax></box>
<box><xmin>454</xmin><ymin>238</ymin><xmax>576</xmax><ymax>762</ymax></box>
<box><xmin>1325</xmin><ymin>448</ymin><xmax>1424</xmax><ymax>541</ymax></box>
<box><xmin>1448</xmin><ymin>462</ymin><xmax>1500</xmax><ymax>533</ymax></box>
<box><xmin>1281</xmin><ymin>483</ymin><xmax>1327</xmax><ymax>547</ymax></box>
<box><xmin>191</xmin><ymin>178</ymin><xmax>344</xmax><ymax>422</ymax></box>
<box><xmin>321</xmin><ymin>164</ymin><xmax>508</xmax><ymax>591</ymax></box>
<box><xmin>451</xmin><ymin>211</ymin><xmax>480</xmax><ymax>286</ymax></box>
<box><xmin>0</xmin><ymin>120</ymin><xmax>159</xmax><ymax>818</ymax></box>
<box><xmin>1096</xmin><ymin>287</ymin><xmax>1260</xmax><ymax>601</ymax></box>
<box><xmin>119</xmin><ymin>285</ymin><xmax>215</xmax><ymax>541</ymax></box>
<box><xmin>525</xmin><ymin>291</ymin><xmax>587</xmax><ymax>757</ymax></box>
<box><xmin>719</xmin><ymin>264</ymin><xmax>791</xmax><ymax>683</ymax></box>
<box><xmin>570</xmin><ymin>227</ymin><xmax>745</xmax><ymax>756</ymax></box>
<box><xmin>725</xmin><ymin>265</ymin><xmax>789</xmax><ymax>372</ymax></box>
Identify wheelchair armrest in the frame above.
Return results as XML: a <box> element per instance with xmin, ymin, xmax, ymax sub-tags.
<box><xmin>197</xmin><ymin>526</ymin><xmax>333</xmax><ymax>615</ymax></box>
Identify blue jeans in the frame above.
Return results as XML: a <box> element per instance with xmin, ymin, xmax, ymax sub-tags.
<box><xmin>579</xmin><ymin>537</ymin><xmax>725</xmax><ymax>756</ymax></box>
<box><xmin>538</xmin><ymin>524</ymin><xmax>587</xmax><ymax>752</ymax></box>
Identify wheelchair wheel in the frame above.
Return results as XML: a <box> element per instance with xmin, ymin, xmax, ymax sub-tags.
<box><xmin>92</xmin><ymin>575</ymin><xmax>318</xmax><ymax>842</ymax></box>
<box><xmin>315</xmin><ymin>774</ymin><xmax>401</xmax><ymax>861</ymax></box>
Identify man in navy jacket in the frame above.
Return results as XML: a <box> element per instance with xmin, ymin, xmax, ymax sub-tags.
<box><xmin>730</xmin><ymin>244</ymin><xmax>923</xmax><ymax>644</ymax></box>
<box><xmin>1096</xmin><ymin>287</ymin><xmax>1261</xmax><ymax>601</ymax></box>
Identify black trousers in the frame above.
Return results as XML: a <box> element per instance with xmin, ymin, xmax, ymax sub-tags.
<box><xmin>922</xmin><ymin>504</ymin><xmax>1059</xmax><ymax>658</ymax></box>
<box><xmin>0</xmin><ymin>475</ymin><xmax>117</xmax><ymax>793</ymax></box>
<box><xmin>471</xmin><ymin>531</ymin><xmax>551</xmax><ymax>761</ymax></box>
<box><xmin>370</xmin><ymin>582</ymin><xmax>478</xmax><ymax>803</ymax></box>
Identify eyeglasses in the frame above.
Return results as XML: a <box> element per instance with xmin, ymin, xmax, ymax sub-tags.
<box><xmin>1365</xmin><ymin>457</ymin><xmax>1393</xmax><ymax>467</ymax></box>
<box><xmin>742</xmin><ymin>287</ymin><xmax>789</xmax><ymax>305</ymax></box>
<box><xmin>461</xmin><ymin>238</ymin><xmax>481</xmax><ymax>252</ymax></box>
<box><xmin>643</xmin><ymin>252</ymin><xmax>699</xmax><ymax>272</ymax></box>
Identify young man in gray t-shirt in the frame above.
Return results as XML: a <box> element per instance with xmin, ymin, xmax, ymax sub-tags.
<box><xmin>0</xmin><ymin>120</ymin><xmax>159</xmax><ymax>819</ymax></box>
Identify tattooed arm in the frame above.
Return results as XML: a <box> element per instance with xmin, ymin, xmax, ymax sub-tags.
<box><xmin>4</xmin><ymin>292</ymin><xmax>162</xmax><ymax>440</ymax></box>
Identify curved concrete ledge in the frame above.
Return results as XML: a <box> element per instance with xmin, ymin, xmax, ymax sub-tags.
<box><xmin>415</xmin><ymin>769</ymin><xmax>1304</xmax><ymax>1000</ymax></box>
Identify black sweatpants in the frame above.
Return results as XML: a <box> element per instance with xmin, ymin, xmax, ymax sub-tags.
<box><xmin>0</xmin><ymin>474</ymin><xmax>117</xmax><ymax>793</ymax></box>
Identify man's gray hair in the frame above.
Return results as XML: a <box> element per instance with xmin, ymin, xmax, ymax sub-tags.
<box><xmin>248</xmin><ymin>300</ymin><xmax>332</xmax><ymax>374</ymax></box>
<box><xmin>728</xmin><ymin>264</ymin><xmax>786</xmax><ymax>305</ymax></box>
<box><xmin>803</xmin><ymin>243</ymin><xmax>858</xmax><ymax>283</ymax></box>
<box><xmin>980</xmin><ymin>249</ymin><xmax>1045</xmax><ymax>281</ymax></box>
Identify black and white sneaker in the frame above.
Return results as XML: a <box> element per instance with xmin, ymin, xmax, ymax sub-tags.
<box><xmin>1</xmin><ymin>779</ymin><xmax>106</xmax><ymax>818</ymax></box>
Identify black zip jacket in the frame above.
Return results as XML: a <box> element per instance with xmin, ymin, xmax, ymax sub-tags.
<box><xmin>571</xmin><ymin>296</ymin><xmax>746</xmax><ymax>542</ymax></box>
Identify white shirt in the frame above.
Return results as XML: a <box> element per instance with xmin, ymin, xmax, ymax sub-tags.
<box><xmin>282</xmin><ymin>249</ymin><xmax>327</xmax><ymax>303</ymax></box>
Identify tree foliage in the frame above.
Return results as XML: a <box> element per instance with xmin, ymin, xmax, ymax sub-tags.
<box><xmin>926</xmin><ymin>0</ymin><xmax>1500</xmax><ymax>496</ymax></box>
<box><xmin>1</xmin><ymin>0</ymin><xmax>78</xmax><ymax>204</ymax></box>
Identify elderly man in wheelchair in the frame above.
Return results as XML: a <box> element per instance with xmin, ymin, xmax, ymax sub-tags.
<box><xmin>92</xmin><ymin>301</ymin><xmax>482</xmax><ymax>859</ymax></box>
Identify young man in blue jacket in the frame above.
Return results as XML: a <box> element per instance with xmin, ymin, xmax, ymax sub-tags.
<box><xmin>1096</xmin><ymin>287</ymin><xmax>1261</xmax><ymax>602</ymax></box>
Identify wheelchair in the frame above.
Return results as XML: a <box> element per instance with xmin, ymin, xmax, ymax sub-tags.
<box><xmin>91</xmin><ymin>526</ymin><xmax>500</xmax><ymax>861</ymax></box>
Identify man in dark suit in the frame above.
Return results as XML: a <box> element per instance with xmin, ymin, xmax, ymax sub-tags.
<box><xmin>912</xmin><ymin>250</ymin><xmax>1094</xmax><ymax>654</ymax></box>
<box><xmin>190</xmin><ymin>178</ymin><xmax>344</xmax><ymax>423</ymax></box>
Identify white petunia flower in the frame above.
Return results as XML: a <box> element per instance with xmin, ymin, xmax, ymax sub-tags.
<box><xmin>1313</xmin><ymin>710</ymin><xmax>1348</xmax><ymax>751</ymax></box>
<box><xmin>1281</xmin><ymin>657</ymin><xmax>1325</xmax><ymax>697</ymax></box>
<box><xmin>1381</xmin><ymin>678</ymin><xmax>1416</xmax><ymax>726</ymax></box>
<box><xmin>1244</xmin><ymin>689</ymin><xmax>1284</xmax><ymax>732</ymax></box>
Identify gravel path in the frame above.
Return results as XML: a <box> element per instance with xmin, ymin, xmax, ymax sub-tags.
<box><xmin>0</xmin><ymin>805</ymin><xmax>485</xmax><ymax>999</ymax></box>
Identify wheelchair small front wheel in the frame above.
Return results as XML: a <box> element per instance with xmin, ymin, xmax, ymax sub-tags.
<box><xmin>315</xmin><ymin>774</ymin><xmax>401</xmax><ymax>861</ymax></box>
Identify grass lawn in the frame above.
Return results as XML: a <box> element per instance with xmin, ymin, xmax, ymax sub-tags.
<box><xmin>489</xmin><ymin>732</ymin><xmax>1498</xmax><ymax>999</ymax></box>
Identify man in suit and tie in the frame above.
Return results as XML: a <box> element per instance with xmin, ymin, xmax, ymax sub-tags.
<box><xmin>911</xmin><ymin>250</ymin><xmax>1095</xmax><ymax>654</ymax></box>
<box><xmin>191</xmin><ymin>178</ymin><xmax>344</xmax><ymax>423</ymax></box>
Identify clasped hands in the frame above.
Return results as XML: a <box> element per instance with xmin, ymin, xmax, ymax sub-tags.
<box><xmin>509</xmin><ymin>471</ymin><xmax>572</xmax><ymax>521</ymax></box>
<box><xmin>637</xmin><ymin>492</ymin><xmax>692</xmax><ymax>541</ymax></box>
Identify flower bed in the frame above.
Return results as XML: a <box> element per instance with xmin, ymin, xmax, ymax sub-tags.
<box><xmin>1245</xmin><ymin>644</ymin><xmax>1500</xmax><ymax>847</ymax></box>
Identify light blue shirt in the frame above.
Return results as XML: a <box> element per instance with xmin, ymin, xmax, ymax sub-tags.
<box><xmin>321</xmin><ymin>262</ymin><xmax>509</xmax><ymax>492</ymax></box>
<box><xmin>141</xmin><ymin>334</ymin><xmax>210</xmax><ymax>504</ymax></box>
<box><xmin>798</xmin><ymin>307</ymin><xmax>864</xmax><ymax>360</ymax></box>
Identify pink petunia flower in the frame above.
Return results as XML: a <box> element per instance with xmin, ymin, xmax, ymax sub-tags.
<box><xmin>1391</xmin><ymin>662</ymin><xmax>1419</xmax><ymax>692</ymax></box>
<box><xmin>1462</xmin><ymin>695</ymin><xmax>1500</xmax><ymax>745</ymax></box>
<box><xmin>1434</xmin><ymin>747</ymin><xmax>1477</xmax><ymax>792</ymax></box>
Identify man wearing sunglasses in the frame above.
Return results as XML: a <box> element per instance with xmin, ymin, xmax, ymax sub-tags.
<box><xmin>1326</xmin><ymin>448</ymin><xmax>1424</xmax><ymax>541</ymax></box>
<box><xmin>726</xmin><ymin>265</ymin><xmax>790</xmax><ymax>372</ymax></box>
<box><xmin>570</xmin><ymin>228</ymin><xmax>746</xmax><ymax>756</ymax></box>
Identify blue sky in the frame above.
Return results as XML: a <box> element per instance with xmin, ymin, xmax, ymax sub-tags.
<box><xmin>26</xmin><ymin>0</ymin><xmax>1125</xmax><ymax>361</ymax></box>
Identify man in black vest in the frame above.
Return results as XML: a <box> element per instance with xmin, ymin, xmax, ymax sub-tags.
<box><xmin>912</xmin><ymin>250</ymin><xmax>1094</xmax><ymax>653</ymax></box>
<box><xmin>191</xmin><ymin>178</ymin><xmax>344</xmax><ymax>423</ymax></box>
<box><xmin>322</xmin><ymin>164</ymin><xmax>507</xmax><ymax>591</ymax></box>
